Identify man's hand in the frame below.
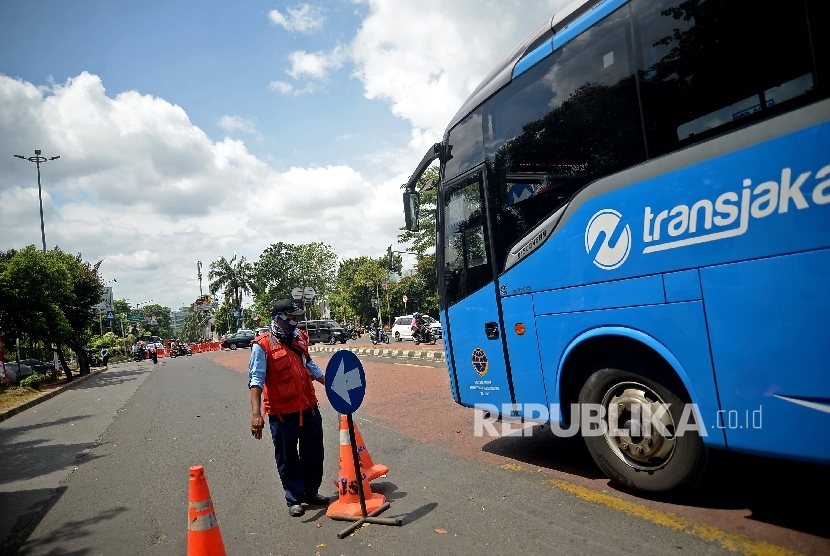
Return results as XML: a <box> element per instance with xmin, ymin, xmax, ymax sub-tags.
<box><xmin>250</xmin><ymin>386</ymin><xmax>264</xmax><ymax>440</ymax></box>
<box><xmin>251</xmin><ymin>413</ymin><xmax>264</xmax><ymax>440</ymax></box>
<box><xmin>316</xmin><ymin>375</ymin><xmax>325</xmax><ymax>385</ymax></box>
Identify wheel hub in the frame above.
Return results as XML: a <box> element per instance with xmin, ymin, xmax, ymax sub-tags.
<box><xmin>602</xmin><ymin>382</ymin><xmax>676</xmax><ymax>471</ymax></box>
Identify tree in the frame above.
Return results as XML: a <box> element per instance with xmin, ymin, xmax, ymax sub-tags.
<box><xmin>0</xmin><ymin>247</ymin><xmax>74</xmax><ymax>378</ymax></box>
<box><xmin>208</xmin><ymin>255</ymin><xmax>257</xmax><ymax>318</ymax></box>
<box><xmin>252</xmin><ymin>242</ymin><xmax>337</xmax><ymax>321</ymax></box>
<box><xmin>397</xmin><ymin>165</ymin><xmax>439</xmax><ymax>257</ymax></box>
<box><xmin>337</xmin><ymin>256</ymin><xmax>392</xmax><ymax>325</ymax></box>
<box><xmin>178</xmin><ymin>307</ymin><xmax>201</xmax><ymax>342</ymax></box>
<box><xmin>396</xmin><ymin>165</ymin><xmax>439</xmax><ymax>318</ymax></box>
<box><xmin>48</xmin><ymin>248</ymin><xmax>105</xmax><ymax>376</ymax></box>
<box><xmin>136</xmin><ymin>303</ymin><xmax>172</xmax><ymax>339</ymax></box>
<box><xmin>0</xmin><ymin>246</ymin><xmax>104</xmax><ymax>379</ymax></box>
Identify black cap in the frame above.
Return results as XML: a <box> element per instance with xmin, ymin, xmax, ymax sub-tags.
<box><xmin>271</xmin><ymin>299</ymin><xmax>305</xmax><ymax>317</ymax></box>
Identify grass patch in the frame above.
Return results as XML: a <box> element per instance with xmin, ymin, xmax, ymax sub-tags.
<box><xmin>0</xmin><ymin>384</ymin><xmax>45</xmax><ymax>412</ymax></box>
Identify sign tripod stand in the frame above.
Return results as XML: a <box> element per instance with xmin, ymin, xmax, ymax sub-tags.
<box><xmin>324</xmin><ymin>350</ymin><xmax>403</xmax><ymax>538</ymax></box>
<box><xmin>330</xmin><ymin>413</ymin><xmax>402</xmax><ymax>538</ymax></box>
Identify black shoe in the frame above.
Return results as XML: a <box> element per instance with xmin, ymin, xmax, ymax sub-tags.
<box><xmin>303</xmin><ymin>493</ymin><xmax>330</xmax><ymax>506</ymax></box>
<box><xmin>288</xmin><ymin>504</ymin><xmax>305</xmax><ymax>517</ymax></box>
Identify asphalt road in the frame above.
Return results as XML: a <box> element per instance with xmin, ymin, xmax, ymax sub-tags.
<box><xmin>1</xmin><ymin>351</ymin><xmax>827</xmax><ymax>555</ymax></box>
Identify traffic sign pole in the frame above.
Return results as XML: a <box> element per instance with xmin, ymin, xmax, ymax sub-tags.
<box><xmin>324</xmin><ymin>351</ymin><xmax>402</xmax><ymax>537</ymax></box>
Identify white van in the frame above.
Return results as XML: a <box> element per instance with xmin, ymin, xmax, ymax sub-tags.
<box><xmin>391</xmin><ymin>315</ymin><xmax>442</xmax><ymax>341</ymax></box>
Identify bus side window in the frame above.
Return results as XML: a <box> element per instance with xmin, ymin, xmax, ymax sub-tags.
<box><xmin>443</xmin><ymin>173</ymin><xmax>491</xmax><ymax>307</ymax></box>
<box><xmin>483</xmin><ymin>2</ymin><xmax>646</xmax><ymax>273</ymax></box>
<box><xmin>632</xmin><ymin>0</ymin><xmax>823</xmax><ymax>157</ymax></box>
<box><xmin>444</xmin><ymin>109</ymin><xmax>484</xmax><ymax>182</ymax></box>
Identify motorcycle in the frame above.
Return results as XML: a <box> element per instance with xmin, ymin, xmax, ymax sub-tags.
<box><xmin>170</xmin><ymin>344</ymin><xmax>192</xmax><ymax>357</ymax></box>
<box><xmin>413</xmin><ymin>326</ymin><xmax>436</xmax><ymax>345</ymax></box>
<box><xmin>345</xmin><ymin>324</ymin><xmax>360</xmax><ymax>340</ymax></box>
<box><xmin>369</xmin><ymin>328</ymin><xmax>389</xmax><ymax>345</ymax></box>
<box><xmin>133</xmin><ymin>347</ymin><xmax>146</xmax><ymax>362</ymax></box>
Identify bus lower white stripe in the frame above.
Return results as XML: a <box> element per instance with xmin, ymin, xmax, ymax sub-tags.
<box><xmin>773</xmin><ymin>395</ymin><xmax>830</xmax><ymax>414</ymax></box>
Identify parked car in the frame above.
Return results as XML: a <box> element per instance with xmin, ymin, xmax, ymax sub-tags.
<box><xmin>17</xmin><ymin>358</ymin><xmax>57</xmax><ymax>375</ymax></box>
<box><xmin>298</xmin><ymin>320</ymin><xmax>348</xmax><ymax>345</ymax></box>
<box><xmin>221</xmin><ymin>330</ymin><xmax>255</xmax><ymax>350</ymax></box>
<box><xmin>391</xmin><ymin>315</ymin><xmax>442</xmax><ymax>341</ymax></box>
<box><xmin>3</xmin><ymin>361</ymin><xmax>34</xmax><ymax>382</ymax></box>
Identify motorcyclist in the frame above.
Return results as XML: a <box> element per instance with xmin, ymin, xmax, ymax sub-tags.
<box><xmin>411</xmin><ymin>312</ymin><xmax>425</xmax><ymax>343</ymax></box>
<box><xmin>370</xmin><ymin>318</ymin><xmax>381</xmax><ymax>343</ymax></box>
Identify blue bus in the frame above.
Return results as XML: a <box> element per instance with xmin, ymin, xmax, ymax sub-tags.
<box><xmin>403</xmin><ymin>0</ymin><xmax>828</xmax><ymax>492</ymax></box>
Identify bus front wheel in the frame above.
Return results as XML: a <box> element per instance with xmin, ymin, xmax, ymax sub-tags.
<box><xmin>578</xmin><ymin>363</ymin><xmax>707</xmax><ymax>494</ymax></box>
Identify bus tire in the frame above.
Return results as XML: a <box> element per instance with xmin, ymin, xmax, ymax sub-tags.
<box><xmin>578</xmin><ymin>363</ymin><xmax>707</xmax><ymax>494</ymax></box>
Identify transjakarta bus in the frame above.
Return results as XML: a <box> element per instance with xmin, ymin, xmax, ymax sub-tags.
<box><xmin>403</xmin><ymin>0</ymin><xmax>828</xmax><ymax>492</ymax></box>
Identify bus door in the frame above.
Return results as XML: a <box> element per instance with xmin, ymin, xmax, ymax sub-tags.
<box><xmin>442</xmin><ymin>171</ymin><xmax>514</xmax><ymax>410</ymax></box>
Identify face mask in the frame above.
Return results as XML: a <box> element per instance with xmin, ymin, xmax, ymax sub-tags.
<box><xmin>271</xmin><ymin>313</ymin><xmax>298</xmax><ymax>337</ymax></box>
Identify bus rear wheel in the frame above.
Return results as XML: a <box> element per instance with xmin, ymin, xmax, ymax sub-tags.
<box><xmin>578</xmin><ymin>363</ymin><xmax>707</xmax><ymax>494</ymax></box>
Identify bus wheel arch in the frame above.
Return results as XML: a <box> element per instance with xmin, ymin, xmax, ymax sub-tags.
<box><xmin>557</xmin><ymin>331</ymin><xmax>708</xmax><ymax>494</ymax></box>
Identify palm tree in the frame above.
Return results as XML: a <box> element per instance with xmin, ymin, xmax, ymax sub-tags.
<box><xmin>208</xmin><ymin>255</ymin><xmax>257</xmax><ymax>314</ymax></box>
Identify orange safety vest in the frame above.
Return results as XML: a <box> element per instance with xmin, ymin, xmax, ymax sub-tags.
<box><xmin>254</xmin><ymin>331</ymin><xmax>317</xmax><ymax>419</ymax></box>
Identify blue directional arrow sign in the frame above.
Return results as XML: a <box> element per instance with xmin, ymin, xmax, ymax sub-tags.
<box><xmin>325</xmin><ymin>350</ymin><xmax>366</xmax><ymax>414</ymax></box>
<box><xmin>106</xmin><ymin>310</ymin><xmax>115</xmax><ymax>322</ymax></box>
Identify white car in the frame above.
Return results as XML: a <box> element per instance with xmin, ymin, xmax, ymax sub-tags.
<box><xmin>391</xmin><ymin>315</ymin><xmax>442</xmax><ymax>342</ymax></box>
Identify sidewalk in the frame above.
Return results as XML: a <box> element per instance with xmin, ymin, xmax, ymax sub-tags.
<box><xmin>0</xmin><ymin>367</ymin><xmax>110</xmax><ymax>424</ymax></box>
<box><xmin>0</xmin><ymin>363</ymin><xmax>154</xmax><ymax>554</ymax></box>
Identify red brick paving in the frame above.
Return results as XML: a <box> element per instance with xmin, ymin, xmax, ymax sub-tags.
<box><xmin>208</xmin><ymin>349</ymin><xmax>829</xmax><ymax>555</ymax></box>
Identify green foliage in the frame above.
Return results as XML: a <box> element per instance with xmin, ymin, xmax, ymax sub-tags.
<box><xmin>89</xmin><ymin>332</ymin><xmax>121</xmax><ymax>350</ymax></box>
<box><xmin>208</xmin><ymin>255</ymin><xmax>257</xmax><ymax>312</ymax></box>
<box><xmin>136</xmin><ymin>303</ymin><xmax>172</xmax><ymax>338</ymax></box>
<box><xmin>0</xmin><ymin>246</ymin><xmax>74</xmax><ymax>345</ymax></box>
<box><xmin>252</xmin><ymin>242</ymin><xmax>337</xmax><ymax>320</ymax></box>
<box><xmin>397</xmin><ymin>165</ymin><xmax>438</xmax><ymax>257</ymax></box>
<box><xmin>177</xmin><ymin>307</ymin><xmax>201</xmax><ymax>342</ymax></box>
<box><xmin>19</xmin><ymin>374</ymin><xmax>43</xmax><ymax>389</ymax></box>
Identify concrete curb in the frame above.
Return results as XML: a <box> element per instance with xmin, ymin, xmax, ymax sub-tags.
<box><xmin>0</xmin><ymin>366</ymin><xmax>111</xmax><ymax>424</ymax></box>
<box><xmin>308</xmin><ymin>345</ymin><xmax>445</xmax><ymax>362</ymax></box>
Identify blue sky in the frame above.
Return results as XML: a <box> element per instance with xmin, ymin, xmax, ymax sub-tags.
<box><xmin>0</xmin><ymin>0</ymin><xmax>564</xmax><ymax>310</ymax></box>
<box><xmin>0</xmin><ymin>0</ymin><xmax>407</xmax><ymax>174</ymax></box>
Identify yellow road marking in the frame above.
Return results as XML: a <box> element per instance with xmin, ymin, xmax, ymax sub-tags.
<box><xmin>498</xmin><ymin>464</ymin><xmax>799</xmax><ymax>556</ymax></box>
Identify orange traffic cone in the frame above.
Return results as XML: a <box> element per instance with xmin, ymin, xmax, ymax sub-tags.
<box><xmin>188</xmin><ymin>465</ymin><xmax>227</xmax><ymax>556</ymax></box>
<box><xmin>334</xmin><ymin>415</ymin><xmax>388</xmax><ymax>483</ymax></box>
<box><xmin>326</xmin><ymin>423</ymin><xmax>386</xmax><ymax>518</ymax></box>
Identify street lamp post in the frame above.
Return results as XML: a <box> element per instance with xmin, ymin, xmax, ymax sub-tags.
<box><xmin>14</xmin><ymin>150</ymin><xmax>60</xmax><ymax>253</ymax></box>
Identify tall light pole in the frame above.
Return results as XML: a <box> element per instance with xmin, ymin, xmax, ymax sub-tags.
<box><xmin>14</xmin><ymin>150</ymin><xmax>60</xmax><ymax>253</ymax></box>
<box><xmin>197</xmin><ymin>261</ymin><xmax>203</xmax><ymax>297</ymax></box>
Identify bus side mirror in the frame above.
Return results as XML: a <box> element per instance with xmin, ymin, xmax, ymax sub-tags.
<box><xmin>403</xmin><ymin>191</ymin><xmax>420</xmax><ymax>232</ymax></box>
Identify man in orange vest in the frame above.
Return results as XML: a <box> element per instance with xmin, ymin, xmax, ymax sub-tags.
<box><xmin>248</xmin><ymin>299</ymin><xmax>329</xmax><ymax>517</ymax></box>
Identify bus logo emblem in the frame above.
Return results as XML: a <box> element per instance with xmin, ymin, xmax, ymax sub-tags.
<box><xmin>585</xmin><ymin>209</ymin><xmax>631</xmax><ymax>270</ymax></box>
<box><xmin>472</xmin><ymin>348</ymin><xmax>488</xmax><ymax>377</ymax></box>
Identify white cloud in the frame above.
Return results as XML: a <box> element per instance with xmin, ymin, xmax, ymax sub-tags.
<box><xmin>217</xmin><ymin>115</ymin><xmax>256</xmax><ymax>134</ymax></box>
<box><xmin>268</xmin><ymin>80</ymin><xmax>295</xmax><ymax>95</ymax></box>
<box><xmin>286</xmin><ymin>45</ymin><xmax>347</xmax><ymax>81</ymax></box>
<box><xmin>105</xmin><ymin>250</ymin><xmax>163</xmax><ymax>270</ymax></box>
<box><xmin>0</xmin><ymin>72</ymin><xmax>404</xmax><ymax>309</ymax></box>
<box><xmin>350</xmin><ymin>0</ymin><xmax>568</xmax><ymax>146</ymax></box>
<box><xmin>268</xmin><ymin>4</ymin><xmax>325</xmax><ymax>33</ymax></box>
<box><xmin>268</xmin><ymin>80</ymin><xmax>317</xmax><ymax>96</ymax></box>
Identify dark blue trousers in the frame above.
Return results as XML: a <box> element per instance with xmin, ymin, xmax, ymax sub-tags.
<box><xmin>268</xmin><ymin>405</ymin><xmax>324</xmax><ymax>506</ymax></box>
